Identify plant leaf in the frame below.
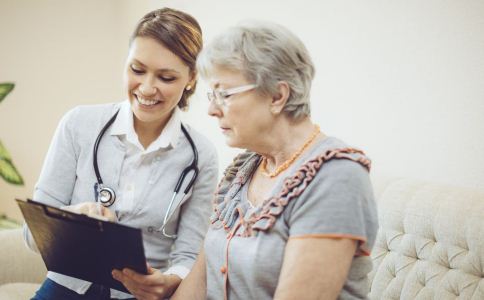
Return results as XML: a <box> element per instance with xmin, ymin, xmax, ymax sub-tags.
<box><xmin>0</xmin><ymin>140</ymin><xmax>12</xmax><ymax>161</ymax></box>
<box><xmin>0</xmin><ymin>159</ymin><xmax>24</xmax><ymax>185</ymax></box>
<box><xmin>0</xmin><ymin>82</ymin><xmax>15</xmax><ymax>103</ymax></box>
<box><xmin>0</xmin><ymin>215</ymin><xmax>20</xmax><ymax>229</ymax></box>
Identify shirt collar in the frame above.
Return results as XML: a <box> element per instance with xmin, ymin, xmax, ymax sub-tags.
<box><xmin>109</xmin><ymin>100</ymin><xmax>130</xmax><ymax>136</ymax></box>
<box><xmin>110</xmin><ymin>100</ymin><xmax>182</xmax><ymax>153</ymax></box>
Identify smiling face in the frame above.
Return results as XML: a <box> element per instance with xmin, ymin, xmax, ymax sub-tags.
<box><xmin>124</xmin><ymin>36</ymin><xmax>193</xmax><ymax>129</ymax></box>
<box><xmin>207</xmin><ymin>67</ymin><xmax>274</xmax><ymax>149</ymax></box>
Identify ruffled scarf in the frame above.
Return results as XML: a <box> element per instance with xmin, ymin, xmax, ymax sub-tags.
<box><xmin>210</xmin><ymin>148</ymin><xmax>371</xmax><ymax>237</ymax></box>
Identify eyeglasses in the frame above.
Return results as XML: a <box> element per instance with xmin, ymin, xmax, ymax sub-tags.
<box><xmin>207</xmin><ymin>84</ymin><xmax>257</xmax><ymax>107</ymax></box>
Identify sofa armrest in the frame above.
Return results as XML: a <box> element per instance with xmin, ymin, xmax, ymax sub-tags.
<box><xmin>0</xmin><ymin>228</ymin><xmax>46</xmax><ymax>284</ymax></box>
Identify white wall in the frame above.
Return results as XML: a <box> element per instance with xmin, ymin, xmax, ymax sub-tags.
<box><xmin>0</xmin><ymin>0</ymin><xmax>127</xmax><ymax>220</ymax></box>
<box><xmin>152</xmin><ymin>0</ymin><xmax>484</xmax><ymax>190</ymax></box>
<box><xmin>1</xmin><ymin>0</ymin><xmax>483</xmax><ymax>220</ymax></box>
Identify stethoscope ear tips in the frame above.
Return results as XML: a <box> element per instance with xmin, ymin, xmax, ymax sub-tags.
<box><xmin>98</xmin><ymin>187</ymin><xmax>116</xmax><ymax>207</ymax></box>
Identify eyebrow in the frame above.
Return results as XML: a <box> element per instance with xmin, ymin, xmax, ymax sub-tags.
<box><xmin>131</xmin><ymin>59</ymin><xmax>181</xmax><ymax>74</ymax></box>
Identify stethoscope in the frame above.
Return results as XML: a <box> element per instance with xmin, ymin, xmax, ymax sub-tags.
<box><xmin>93</xmin><ymin>109</ymin><xmax>199</xmax><ymax>239</ymax></box>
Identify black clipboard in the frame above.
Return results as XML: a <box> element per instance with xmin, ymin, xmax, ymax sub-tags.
<box><xmin>17</xmin><ymin>199</ymin><xmax>147</xmax><ymax>293</ymax></box>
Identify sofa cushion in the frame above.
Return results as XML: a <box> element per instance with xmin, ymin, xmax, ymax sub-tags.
<box><xmin>0</xmin><ymin>282</ymin><xmax>39</xmax><ymax>300</ymax></box>
<box><xmin>369</xmin><ymin>178</ymin><xmax>484</xmax><ymax>299</ymax></box>
<box><xmin>0</xmin><ymin>228</ymin><xmax>46</xmax><ymax>285</ymax></box>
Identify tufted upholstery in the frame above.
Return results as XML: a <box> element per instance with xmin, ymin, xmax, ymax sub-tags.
<box><xmin>369</xmin><ymin>178</ymin><xmax>484</xmax><ymax>299</ymax></box>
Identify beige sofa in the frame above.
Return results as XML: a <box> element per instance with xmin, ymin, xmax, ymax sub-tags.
<box><xmin>0</xmin><ymin>178</ymin><xmax>483</xmax><ymax>300</ymax></box>
<box><xmin>0</xmin><ymin>228</ymin><xmax>46</xmax><ymax>300</ymax></box>
<box><xmin>369</xmin><ymin>178</ymin><xmax>484</xmax><ymax>299</ymax></box>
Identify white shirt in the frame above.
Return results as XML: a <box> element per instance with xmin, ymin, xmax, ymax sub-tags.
<box><xmin>111</xmin><ymin>101</ymin><xmax>188</xmax><ymax>298</ymax></box>
<box><xmin>109</xmin><ymin>101</ymin><xmax>182</xmax><ymax>221</ymax></box>
<box><xmin>25</xmin><ymin>101</ymin><xmax>218</xmax><ymax>299</ymax></box>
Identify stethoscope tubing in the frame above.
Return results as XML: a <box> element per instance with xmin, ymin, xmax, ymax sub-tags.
<box><xmin>92</xmin><ymin>108</ymin><xmax>199</xmax><ymax>239</ymax></box>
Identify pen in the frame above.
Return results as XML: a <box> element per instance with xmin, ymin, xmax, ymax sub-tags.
<box><xmin>96</xmin><ymin>201</ymin><xmax>103</xmax><ymax>217</ymax></box>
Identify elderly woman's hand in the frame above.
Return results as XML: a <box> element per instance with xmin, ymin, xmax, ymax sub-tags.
<box><xmin>61</xmin><ymin>202</ymin><xmax>117</xmax><ymax>222</ymax></box>
<box><xmin>112</xmin><ymin>265</ymin><xmax>182</xmax><ymax>300</ymax></box>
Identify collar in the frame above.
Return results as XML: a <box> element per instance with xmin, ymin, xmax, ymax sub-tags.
<box><xmin>110</xmin><ymin>100</ymin><xmax>182</xmax><ymax>153</ymax></box>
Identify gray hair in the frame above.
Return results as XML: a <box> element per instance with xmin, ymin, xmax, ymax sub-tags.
<box><xmin>197</xmin><ymin>20</ymin><xmax>315</xmax><ymax>120</ymax></box>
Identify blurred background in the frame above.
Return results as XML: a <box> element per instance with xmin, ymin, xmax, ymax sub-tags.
<box><xmin>1</xmin><ymin>0</ymin><xmax>483</xmax><ymax>221</ymax></box>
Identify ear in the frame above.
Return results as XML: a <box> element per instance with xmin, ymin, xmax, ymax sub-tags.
<box><xmin>187</xmin><ymin>70</ymin><xmax>197</xmax><ymax>88</ymax></box>
<box><xmin>270</xmin><ymin>81</ymin><xmax>290</xmax><ymax>115</ymax></box>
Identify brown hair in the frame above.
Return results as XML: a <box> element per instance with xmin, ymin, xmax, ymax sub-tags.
<box><xmin>131</xmin><ymin>8</ymin><xmax>203</xmax><ymax>110</ymax></box>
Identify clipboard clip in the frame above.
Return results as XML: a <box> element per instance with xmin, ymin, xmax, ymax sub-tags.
<box><xmin>42</xmin><ymin>205</ymin><xmax>104</xmax><ymax>232</ymax></box>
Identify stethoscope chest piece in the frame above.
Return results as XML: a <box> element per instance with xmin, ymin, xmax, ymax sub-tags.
<box><xmin>98</xmin><ymin>185</ymin><xmax>116</xmax><ymax>207</ymax></box>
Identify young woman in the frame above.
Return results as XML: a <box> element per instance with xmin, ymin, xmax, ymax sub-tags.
<box><xmin>24</xmin><ymin>8</ymin><xmax>218</xmax><ymax>300</ymax></box>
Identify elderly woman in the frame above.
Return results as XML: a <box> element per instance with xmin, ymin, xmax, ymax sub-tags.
<box><xmin>172</xmin><ymin>21</ymin><xmax>378</xmax><ymax>300</ymax></box>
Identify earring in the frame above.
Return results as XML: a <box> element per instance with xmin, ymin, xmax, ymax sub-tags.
<box><xmin>185</xmin><ymin>85</ymin><xmax>192</xmax><ymax>91</ymax></box>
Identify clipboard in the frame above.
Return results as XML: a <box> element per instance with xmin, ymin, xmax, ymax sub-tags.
<box><xmin>16</xmin><ymin>199</ymin><xmax>147</xmax><ymax>293</ymax></box>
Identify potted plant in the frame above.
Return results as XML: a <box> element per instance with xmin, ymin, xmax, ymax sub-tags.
<box><xmin>0</xmin><ymin>82</ymin><xmax>23</xmax><ymax>185</ymax></box>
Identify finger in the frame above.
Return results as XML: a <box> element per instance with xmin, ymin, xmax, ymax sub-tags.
<box><xmin>112</xmin><ymin>270</ymin><xmax>147</xmax><ymax>293</ymax></box>
<box><xmin>112</xmin><ymin>269</ymin><xmax>127</xmax><ymax>283</ymax></box>
<box><xmin>123</xmin><ymin>268</ymin><xmax>154</xmax><ymax>285</ymax></box>
<box><xmin>73</xmin><ymin>203</ymin><xmax>89</xmax><ymax>214</ymax></box>
<box><xmin>79</xmin><ymin>203</ymin><xmax>92</xmax><ymax>215</ymax></box>
<box><xmin>130</xmin><ymin>288</ymin><xmax>158</xmax><ymax>300</ymax></box>
<box><xmin>101</xmin><ymin>206</ymin><xmax>116</xmax><ymax>221</ymax></box>
<box><xmin>123</xmin><ymin>268</ymin><xmax>165</xmax><ymax>286</ymax></box>
<box><xmin>146</xmin><ymin>263</ymin><xmax>156</xmax><ymax>275</ymax></box>
<box><xmin>101</xmin><ymin>206</ymin><xmax>109</xmax><ymax>216</ymax></box>
<box><xmin>133</xmin><ymin>285</ymin><xmax>167</xmax><ymax>300</ymax></box>
<box><xmin>87</xmin><ymin>204</ymin><xmax>97</xmax><ymax>216</ymax></box>
<box><xmin>113</xmin><ymin>270</ymin><xmax>159</xmax><ymax>297</ymax></box>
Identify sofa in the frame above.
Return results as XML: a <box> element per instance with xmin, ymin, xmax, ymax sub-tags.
<box><xmin>0</xmin><ymin>227</ymin><xmax>46</xmax><ymax>300</ymax></box>
<box><xmin>0</xmin><ymin>178</ymin><xmax>483</xmax><ymax>300</ymax></box>
<box><xmin>369</xmin><ymin>178</ymin><xmax>484</xmax><ymax>299</ymax></box>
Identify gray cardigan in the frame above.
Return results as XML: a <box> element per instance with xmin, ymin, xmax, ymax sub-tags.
<box><xmin>23</xmin><ymin>102</ymin><xmax>218</xmax><ymax>297</ymax></box>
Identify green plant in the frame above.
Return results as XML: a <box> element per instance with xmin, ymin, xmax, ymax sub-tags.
<box><xmin>0</xmin><ymin>83</ymin><xmax>24</xmax><ymax>185</ymax></box>
<box><xmin>0</xmin><ymin>213</ymin><xmax>21</xmax><ymax>229</ymax></box>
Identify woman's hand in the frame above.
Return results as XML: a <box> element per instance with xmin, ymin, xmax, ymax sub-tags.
<box><xmin>61</xmin><ymin>202</ymin><xmax>117</xmax><ymax>222</ymax></box>
<box><xmin>112</xmin><ymin>265</ymin><xmax>182</xmax><ymax>300</ymax></box>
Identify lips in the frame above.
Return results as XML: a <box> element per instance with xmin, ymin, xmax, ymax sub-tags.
<box><xmin>134</xmin><ymin>94</ymin><xmax>162</xmax><ymax>107</ymax></box>
<box><xmin>220</xmin><ymin>126</ymin><xmax>231</xmax><ymax>135</ymax></box>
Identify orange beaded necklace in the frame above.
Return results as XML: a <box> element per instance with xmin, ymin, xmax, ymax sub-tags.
<box><xmin>260</xmin><ymin>125</ymin><xmax>320</xmax><ymax>178</ymax></box>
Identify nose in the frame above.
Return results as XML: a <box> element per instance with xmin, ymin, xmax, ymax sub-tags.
<box><xmin>139</xmin><ymin>78</ymin><xmax>157</xmax><ymax>96</ymax></box>
<box><xmin>208</xmin><ymin>100</ymin><xmax>222</xmax><ymax>118</ymax></box>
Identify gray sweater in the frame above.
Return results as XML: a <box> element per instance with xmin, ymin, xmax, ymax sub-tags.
<box><xmin>205</xmin><ymin>137</ymin><xmax>378</xmax><ymax>299</ymax></box>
